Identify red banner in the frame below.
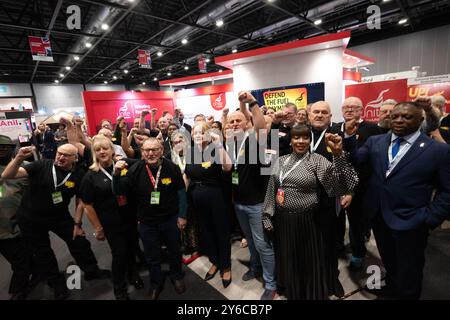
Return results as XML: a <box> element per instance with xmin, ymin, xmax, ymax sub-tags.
<box><xmin>345</xmin><ymin>80</ymin><xmax>407</xmax><ymax>122</ymax></box>
<box><xmin>210</xmin><ymin>93</ymin><xmax>226</xmax><ymax>111</ymax></box>
<box><xmin>138</xmin><ymin>49</ymin><xmax>152</xmax><ymax>69</ymax></box>
<box><xmin>407</xmin><ymin>82</ymin><xmax>450</xmax><ymax>113</ymax></box>
<box><xmin>28</xmin><ymin>36</ymin><xmax>53</xmax><ymax>62</ymax></box>
<box><xmin>198</xmin><ymin>56</ymin><xmax>207</xmax><ymax>73</ymax></box>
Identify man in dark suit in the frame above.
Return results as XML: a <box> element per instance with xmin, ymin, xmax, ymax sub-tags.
<box><xmin>343</xmin><ymin>98</ymin><xmax>450</xmax><ymax>299</ymax></box>
<box><xmin>330</xmin><ymin>97</ymin><xmax>383</xmax><ymax>271</ymax></box>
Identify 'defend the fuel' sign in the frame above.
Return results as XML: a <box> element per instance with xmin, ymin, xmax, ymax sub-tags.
<box><xmin>263</xmin><ymin>88</ymin><xmax>307</xmax><ymax>111</ymax></box>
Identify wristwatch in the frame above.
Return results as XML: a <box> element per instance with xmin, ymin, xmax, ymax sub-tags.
<box><xmin>248</xmin><ymin>101</ymin><xmax>259</xmax><ymax>110</ymax></box>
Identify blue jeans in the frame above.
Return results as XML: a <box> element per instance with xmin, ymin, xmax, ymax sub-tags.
<box><xmin>235</xmin><ymin>202</ymin><xmax>276</xmax><ymax>290</ymax></box>
<box><xmin>138</xmin><ymin>215</ymin><xmax>183</xmax><ymax>290</ymax></box>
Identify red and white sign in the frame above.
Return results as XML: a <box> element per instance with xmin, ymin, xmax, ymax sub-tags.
<box><xmin>345</xmin><ymin>79</ymin><xmax>407</xmax><ymax>122</ymax></box>
<box><xmin>28</xmin><ymin>36</ymin><xmax>53</xmax><ymax>62</ymax></box>
<box><xmin>0</xmin><ymin>118</ymin><xmax>32</xmax><ymax>141</ymax></box>
<box><xmin>138</xmin><ymin>49</ymin><xmax>152</xmax><ymax>69</ymax></box>
<box><xmin>82</xmin><ymin>91</ymin><xmax>174</xmax><ymax>136</ymax></box>
<box><xmin>407</xmin><ymin>82</ymin><xmax>450</xmax><ymax>113</ymax></box>
<box><xmin>198</xmin><ymin>56</ymin><xmax>207</xmax><ymax>73</ymax></box>
<box><xmin>210</xmin><ymin>93</ymin><xmax>226</xmax><ymax>111</ymax></box>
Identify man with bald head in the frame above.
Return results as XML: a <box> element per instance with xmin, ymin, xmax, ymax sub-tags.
<box><xmin>344</xmin><ymin>98</ymin><xmax>450</xmax><ymax>299</ymax></box>
<box><xmin>225</xmin><ymin>92</ymin><xmax>277</xmax><ymax>300</ymax></box>
<box><xmin>2</xmin><ymin>143</ymin><xmax>110</xmax><ymax>300</ymax></box>
<box><xmin>330</xmin><ymin>97</ymin><xmax>383</xmax><ymax>271</ymax></box>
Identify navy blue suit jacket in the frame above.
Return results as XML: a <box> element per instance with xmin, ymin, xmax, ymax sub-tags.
<box><xmin>345</xmin><ymin>132</ymin><xmax>450</xmax><ymax>231</ymax></box>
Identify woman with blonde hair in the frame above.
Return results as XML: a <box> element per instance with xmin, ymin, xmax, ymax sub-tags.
<box><xmin>79</xmin><ymin>135</ymin><xmax>142</xmax><ymax>299</ymax></box>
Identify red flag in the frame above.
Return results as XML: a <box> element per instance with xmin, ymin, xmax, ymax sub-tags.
<box><xmin>138</xmin><ymin>49</ymin><xmax>152</xmax><ymax>69</ymax></box>
<box><xmin>198</xmin><ymin>56</ymin><xmax>207</xmax><ymax>73</ymax></box>
<box><xmin>28</xmin><ymin>36</ymin><xmax>53</xmax><ymax>62</ymax></box>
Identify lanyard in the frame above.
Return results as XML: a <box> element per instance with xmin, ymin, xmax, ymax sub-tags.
<box><xmin>387</xmin><ymin>139</ymin><xmax>408</xmax><ymax>170</ymax></box>
<box><xmin>226</xmin><ymin>132</ymin><xmax>248</xmax><ymax>170</ymax></box>
<box><xmin>52</xmin><ymin>165</ymin><xmax>72</xmax><ymax>191</ymax></box>
<box><xmin>145</xmin><ymin>164</ymin><xmax>162</xmax><ymax>192</ymax></box>
<box><xmin>310</xmin><ymin>129</ymin><xmax>326</xmax><ymax>153</ymax></box>
<box><xmin>279</xmin><ymin>154</ymin><xmax>305</xmax><ymax>186</ymax></box>
<box><xmin>100</xmin><ymin>166</ymin><xmax>113</xmax><ymax>181</ymax></box>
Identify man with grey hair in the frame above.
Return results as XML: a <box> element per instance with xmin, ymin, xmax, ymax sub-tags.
<box><xmin>430</xmin><ymin>95</ymin><xmax>450</xmax><ymax>144</ymax></box>
<box><xmin>378</xmin><ymin>99</ymin><xmax>397</xmax><ymax>130</ymax></box>
<box><xmin>330</xmin><ymin>97</ymin><xmax>383</xmax><ymax>272</ymax></box>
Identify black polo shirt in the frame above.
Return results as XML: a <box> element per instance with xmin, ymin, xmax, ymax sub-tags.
<box><xmin>80</xmin><ymin>165</ymin><xmax>134</xmax><ymax>226</ymax></box>
<box><xmin>18</xmin><ymin>159</ymin><xmax>85</xmax><ymax>221</ymax></box>
<box><xmin>185</xmin><ymin>144</ymin><xmax>224</xmax><ymax>186</ymax></box>
<box><xmin>118</xmin><ymin>158</ymin><xmax>184</xmax><ymax>225</ymax></box>
<box><xmin>271</xmin><ymin>122</ymin><xmax>292</xmax><ymax>157</ymax></box>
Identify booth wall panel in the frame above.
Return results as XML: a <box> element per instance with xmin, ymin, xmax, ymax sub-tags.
<box><xmin>33</xmin><ymin>83</ymin><xmax>84</xmax><ymax>114</ymax></box>
<box><xmin>232</xmin><ymin>47</ymin><xmax>343</xmax><ymax>118</ymax></box>
<box><xmin>0</xmin><ymin>83</ymin><xmax>32</xmax><ymax>97</ymax></box>
<box><xmin>351</xmin><ymin>25</ymin><xmax>450</xmax><ymax>76</ymax></box>
<box><xmin>85</xmin><ymin>84</ymin><xmax>126</xmax><ymax>91</ymax></box>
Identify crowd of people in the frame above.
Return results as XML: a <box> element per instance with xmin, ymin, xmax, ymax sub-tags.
<box><xmin>1</xmin><ymin>91</ymin><xmax>449</xmax><ymax>301</ymax></box>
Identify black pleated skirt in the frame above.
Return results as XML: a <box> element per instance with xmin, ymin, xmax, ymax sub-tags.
<box><xmin>274</xmin><ymin>209</ymin><xmax>344</xmax><ymax>300</ymax></box>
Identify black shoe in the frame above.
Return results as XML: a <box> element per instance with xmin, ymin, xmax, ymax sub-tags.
<box><xmin>221</xmin><ymin>271</ymin><xmax>232</xmax><ymax>288</ymax></box>
<box><xmin>171</xmin><ymin>278</ymin><xmax>186</xmax><ymax>294</ymax></box>
<box><xmin>84</xmin><ymin>269</ymin><xmax>111</xmax><ymax>281</ymax></box>
<box><xmin>10</xmin><ymin>291</ymin><xmax>28</xmax><ymax>300</ymax></box>
<box><xmin>204</xmin><ymin>268</ymin><xmax>218</xmax><ymax>281</ymax></box>
<box><xmin>148</xmin><ymin>288</ymin><xmax>161</xmax><ymax>300</ymax></box>
<box><xmin>129</xmin><ymin>277</ymin><xmax>144</xmax><ymax>289</ymax></box>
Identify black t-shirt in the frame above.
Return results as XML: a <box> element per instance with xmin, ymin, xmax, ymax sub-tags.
<box><xmin>80</xmin><ymin>165</ymin><xmax>133</xmax><ymax>226</ymax></box>
<box><xmin>18</xmin><ymin>159</ymin><xmax>85</xmax><ymax>221</ymax></box>
<box><xmin>311</xmin><ymin>127</ymin><xmax>333</xmax><ymax>162</ymax></box>
<box><xmin>185</xmin><ymin>144</ymin><xmax>224</xmax><ymax>186</ymax></box>
<box><xmin>229</xmin><ymin>132</ymin><xmax>270</xmax><ymax>205</ymax></box>
<box><xmin>271</xmin><ymin>122</ymin><xmax>292</xmax><ymax>157</ymax></box>
<box><xmin>120</xmin><ymin>158</ymin><xmax>184</xmax><ymax>225</ymax></box>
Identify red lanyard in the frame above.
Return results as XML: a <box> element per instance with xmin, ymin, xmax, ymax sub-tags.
<box><xmin>145</xmin><ymin>164</ymin><xmax>162</xmax><ymax>191</ymax></box>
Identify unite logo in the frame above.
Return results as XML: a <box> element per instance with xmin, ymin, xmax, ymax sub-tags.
<box><xmin>363</xmin><ymin>89</ymin><xmax>390</xmax><ymax>122</ymax></box>
<box><xmin>210</xmin><ymin>93</ymin><xmax>226</xmax><ymax>111</ymax></box>
<box><xmin>118</xmin><ymin>101</ymin><xmax>133</xmax><ymax>119</ymax></box>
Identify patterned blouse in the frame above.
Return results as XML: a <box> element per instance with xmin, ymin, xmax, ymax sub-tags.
<box><xmin>263</xmin><ymin>151</ymin><xmax>358</xmax><ymax>217</ymax></box>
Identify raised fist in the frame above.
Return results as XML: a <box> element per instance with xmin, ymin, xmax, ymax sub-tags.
<box><xmin>414</xmin><ymin>96</ymin><xmax>432</xmax><ymax>112</ymax></box>
<box><xmin>16</xmin><ymin>146</ymin><xmax>35</xmax><ymax>161</ymax></box>
<box><xmin>325</xmin><ymin>133</ymin><xmax>343</xmax><ymax>156</ymax></box>
<box><xmin>238</xmin><ymin>91</ymin><xmax>256</xmax><ymax>104</ymax></box>
<box><xmin>114</xmin><ymin>160</ymin><xmax>128</xmax><ymax>176</ymax></box>
<box><xmin>344</xmin><ymin>119</ymin><xmax>359</xmax><ymax>136</ymax></box>
<box><xmin>141</xmin><ymin>110</ymin><xmax>150</xmax><ymax>117</ymax></box>
<box><xmin>151</xmin><ymin>108</ymin><xmax>158</xmax><ymax>115</ymax></box>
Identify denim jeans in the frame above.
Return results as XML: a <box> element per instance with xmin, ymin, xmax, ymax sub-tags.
<box><xmin>138</xmin><ymin>214</ymin><xmax>183</xmax><ymax>290</ymax></box>
<box><xmin>235</xmin><ymin>202</ymin><xmax>276</xmax><ymax>290</ymax></box>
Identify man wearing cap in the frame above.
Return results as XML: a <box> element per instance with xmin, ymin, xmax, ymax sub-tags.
<box><xmin>0</xmin><ymin>135</ymin><xmax>33</xmax><ymax>299</ymax></box>
<box><xmin>1</xmin><ymin>143</ymin><xmax>110</xmax><ymax>300</ymax></box>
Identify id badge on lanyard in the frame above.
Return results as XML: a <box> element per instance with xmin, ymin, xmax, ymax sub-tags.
<box><xmin>146</xmin><ymin>164</ymin><xmax>162</xmax><ymax>205</ymax></box>
<box><xmin>52</xmin><ymin>165</ymin><xmax>72</xmax><ymax>205</ymax></box>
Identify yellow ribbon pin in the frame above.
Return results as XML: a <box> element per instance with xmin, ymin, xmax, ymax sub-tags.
<box><xmin>65</xmin><ymin>181</ymin><xmax>75</xmax><ymax>188</ymax></box>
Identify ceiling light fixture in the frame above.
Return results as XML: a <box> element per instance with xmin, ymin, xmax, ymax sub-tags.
<box><xmin>113</xmin><ymin>75</ymin><xmax>118</xmax><ymax>80</ymax></box>
<box><xmin>85</xmin><ymin>42</ymin><xmax>92</xmax><ymax>48</ymax></box>
<box><xmin>167</xmin><ymin>72</ymin><xmax>172</xmax><ymax>76</ymax></box>
<box><xmin>314</xmin><ymin>19</ymin><xmax>322</xmax><ymax>25</ymax></box>
<box><xmin>398</xmin><ymin>18</ymin><xmax>408</xmax><ymax>24</ymax></box>
<box><xmin>184</xmin><ymin>66</ymin><xmax>189</xmax><ymax>70</ymax></box>
<box><xmin>101</xmin><ymin>23</ymin><xmax>109</xmax><ymax>30</ymax></box>
<box><xmin>216</xmin><ymin>19</ymin><xmax>224</xmax><ymax>27</ymax></box>
<box><xmin>205</xmin><ymin>58</ymin><xmax>210</xmax><ymax>63</ymax></box>
<box><xmin>123</xmin><ymin>69</ymin><xmax>129</xmax><ymax>74</ymax></box>
<box><xmin>181</xmin><ymin>38</ymin><xmax>188</xmax><ymax>45</ymax></box>
<box><xmin>59</xmin><ymin>73</ymin><xmax>64</xmax><ymax>77</ymax></box>
<box><xmin>218</xmin><ymin>69</ymin><xmax>223</xmax><ymax>73</ymax></box>
<box><xmin>104</xmin><ymin>81</ymin><xmax>108</xmax><ymax>84</ymax></box>
<box><xmin>232</xmin><ymin>48</ymin><xmax>237</xmax><ymax>53</ymax></box>
<box><xmin>142</xmin><ymin>82</ymin><xmax>146</xmax><ymax>85</ymax></box>
<box><xmin>54</xmin><ymin>80</ymin><xmax>59</xmax><ymax>83</ymax></box>
<box><xmin>65</xmin><ymin>66</ymin><xmax>71</xmax><ymax>70</ymax></box>
<box><xmin>157</xmin><ymin>51</ymin><xmax>163</xmax><ymax>57</ymax></box>
<box><xmin>153</xmin><ymin>77</ymin><xmax>158</xmax><ymax>81</ymax></box>
<box><xmin>74</xmin><ymin>55</ymin><xmax>80</xmax><ymax>61</ymax></box>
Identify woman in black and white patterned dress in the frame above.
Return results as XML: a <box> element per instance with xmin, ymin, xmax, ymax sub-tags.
<box><xmin>262</xmin><ymin>124</ymin><xmax>358</xmax><ymax>300</ymax></box>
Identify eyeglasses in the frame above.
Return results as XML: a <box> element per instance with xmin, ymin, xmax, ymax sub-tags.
<box><xmin>56</xmin><ymin>151</ymin><xmax>76</xmax><ymax>158</ymax></box>
<box><xmin>141</xmin><ymin>147</ymin><xmax>161</xmax><ymax>153</ymax></box>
